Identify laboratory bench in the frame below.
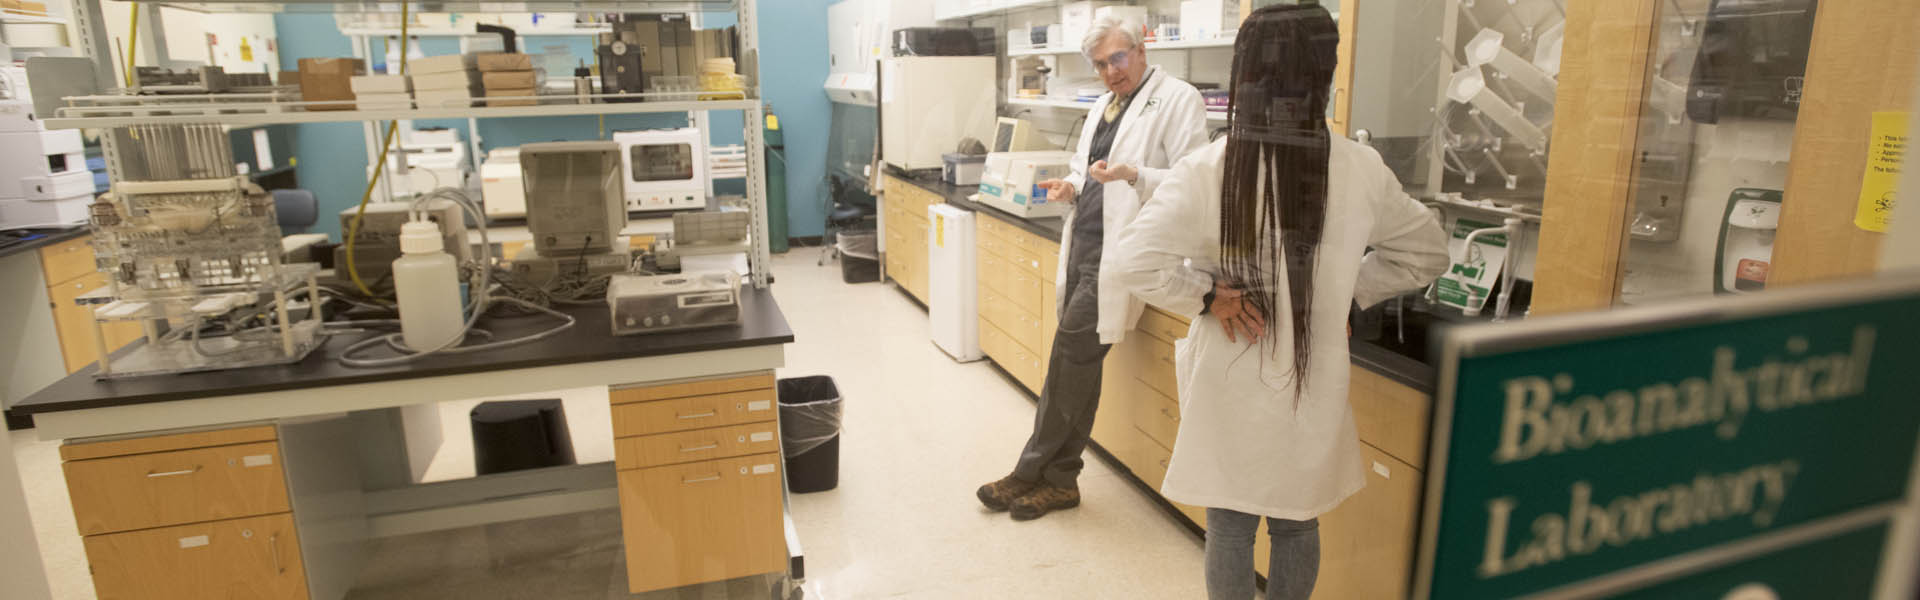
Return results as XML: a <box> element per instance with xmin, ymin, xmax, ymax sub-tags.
<box><xmin>2</xmin><ymin>227</ymin><xmax>145</xmax><ymax>429</ymax></box>
<box><xmin>880</xmin><ymin>170</ymin><xmax>1443</xmax><ymax>597</ymax></box>
<box><xmin>10</xmin><ymin>287</ymin><xmax>802</xmax><ymax>598</ymax></box>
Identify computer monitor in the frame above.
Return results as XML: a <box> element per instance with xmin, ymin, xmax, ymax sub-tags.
<box><xmin>992</xmin><ymin>117</ymin><xmax>1038</xmax><ymax>153</ymax></box>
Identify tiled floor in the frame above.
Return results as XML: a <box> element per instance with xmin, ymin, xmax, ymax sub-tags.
<box><xmin>11</xmin><ymin>250</ymin><xmax>1205</xmax><ymax>599</ymax></box>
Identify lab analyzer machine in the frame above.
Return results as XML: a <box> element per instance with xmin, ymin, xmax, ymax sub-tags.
<box><xmin>615</xmin><ymin>128</ymin><xmax>708</xmax><ymax>213</ymax></box>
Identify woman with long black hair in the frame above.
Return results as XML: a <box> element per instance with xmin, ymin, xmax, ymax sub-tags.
<box><xmin>1113</xmin><ymin>5</ymin><xmax>1450</xmax><ymax>598</ymax></box>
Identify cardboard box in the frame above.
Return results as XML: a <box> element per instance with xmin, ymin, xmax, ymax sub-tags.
<box><xmin>408</xmin><ymin>53</ymin><xmax>476</xmax><ymax>75</ymax></box>
<box><xmin>18</xmin><ymin>0</ymin><xmax>47</xmax><ymax>15</ymax></box>
<box><xmin>484</xmin><ymin>88</ymin><xmax>539</xmax><ymax>107</ymax></box>
<box><xmin>672</xmin><ymin>20</ymin><xmax>697</xmax><ymax>78</ymax></box>
<box><xmin>481</xmin><ymin>70</ymin><xmax>536</xmax><ymax>90</ymax></box>
<box><xmin>298</xmin><ymin>58</ymin><xmax>366</xmax><ymax>111</ymax></box>
<box><xmin>415</xmin><ymin>89</ymin><xmax>474</xmax><ymax>109</ymax></box>
<box><xmin>412</xmin><ymin>70</ymin><xmax>478</xmax><ymax>92</ymax></box>
<box><xmin>350</xmin><ymin>74</ymin><xmax>411</xmax><ymax>94</ymax></box>
<box><xmin>475</xmin><ymin>52</ymin><xmax>533</xmax><ymax>72</ymax></box>
<box><xmin>354</xmin><ymin>92</ymin><xmax>413</xmax><ymax>110</ymax></box>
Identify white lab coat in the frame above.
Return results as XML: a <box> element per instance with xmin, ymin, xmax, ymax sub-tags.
<box><xmin>1113</xmin><ymin>137</ymin><xmax>1450</xmax><ymax>519</ymax></box>
<box><xmin>1057</xmin><ymin>67</ymin><xmax>1211</xmax><ymax>345</ymax></box>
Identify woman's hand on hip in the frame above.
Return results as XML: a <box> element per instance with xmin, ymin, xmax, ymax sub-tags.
<box><xmin>1210</xmin><ymin>278</ymin><xmax>1267</xmax><ymax>343</ymax></box>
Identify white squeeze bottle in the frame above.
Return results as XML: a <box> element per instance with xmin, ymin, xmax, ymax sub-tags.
<box><xmin>393</xmin><ymin>219</ymin><xmax>465</xmax><ymax>352</ymax></box>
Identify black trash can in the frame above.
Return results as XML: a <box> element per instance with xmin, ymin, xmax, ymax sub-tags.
<box><xmin>838</xmin><ymin>230</ymin><xmax>879</xmax><ymax>284</ymax></box>
<box><xmin>778</xmin><ymin>376</ymin><xmax>844</xmax><ymax>493</ymax></box>
<box><xmin>470</xmin><ymin>399</ymin><xmax>577</xmax><ymax>475</ymax></box>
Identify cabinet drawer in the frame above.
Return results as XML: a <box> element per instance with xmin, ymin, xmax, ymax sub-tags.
<box><xmin>1314</xmin><ymin>443</ymin><xmax>1423</xmax><ymax>600</ymax></box>
<box><xmin>981</xmin><ymin>289</ymin><xmax>1045</xmax><ymax>356</ymax></box>
<box><xmin>1004</xmin><ymin>242</ymin><xmax>1044</xmax><ymax>278</ymax></box>
<box><xmin>611</xmin><ymin>389</ymin><xmax>777</xmax><ymax>438</ymax></box>
<box><xmin>84</xmin><ymin>512</ymin><xmax>307</xmax><ymax>600</ymax></box>
<box><xmin>977</xmin><ymin>226</ymin><xmax>1012</xmax><ymax>260</ymax></box>
<box><xmin>619</xmin><ymin>453</ymin><xmax>787</xmax><ymax>593</ymax></box>
<box><xmin>1129</xmin><ymin>428</ymin><xmax>1173</xmax><ymax>490</ymax></box>
<box><xmin>62</xmin><ymin>425</ymin><xmax>278</xmax><ymax>462</ymax></box>
<box><xmin>65</xmin><ymin>441</ymin><xmax>291</xmax><ymax>536</ymax></box>
<box><xmin>1135</xmin><ymin>337</ymin><xmax>1180</xmax><ymax>400</ymax></box>
<box><xmin>1042</xmin><ymin>282</ymin><xmax>1057</xmax><ymax>352</ymax></box>
<box><xmin>1137</xmin><ymin>307</ymin><xmax>1192</xmax><ymax>345</ymax></box>
<box><xmin>977</xmin><ymin>246</ymin><xmax>1008</xmax><ymax>295</ymax></box>
<box><xmin>609</xmin><ymin>373</ymin><xmax>774</xmax><ymax>406</ymax></box>
<box><xmin>981</xmin><ymin>318</ymin><xmax>1044</xmax><ymax>393</ymax></box>
<box><xmin>38</xmin><ymin>234</ymin><xmax>95</xmax><ymax>285</ymax></box>
<box><xmin>1130</xmin><ymin>384</ymin><xmax>1181</xmax><ymax>451</ymax></box>
<box><xmin>615</xmin><ymin>421</ymin><xmax>780</xmax><ymax>471</ymax></box>
<box><xmin>1006</xmin><ymin>267</ymin><xmax>1046</xmax><ymax>318</ymax></box>
<box><xmin>1350</xmin><ymin>366</ymin><xmax>1434</xmax><ymax>470</ymax></box>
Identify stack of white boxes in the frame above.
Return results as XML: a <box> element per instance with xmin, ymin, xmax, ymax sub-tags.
<box><xmin>350</xmin><ymin>74</ymin><xmax>412</xmax><ymax>110</ymax></box>
<box><xmin>409</xmin><ymin>53</ymin><xmax>480</xmax><ymax>109</ymax></box>
<box><xmin>0</xmin><ymin>96</ymin><xmax>94</xmax><ymax>227</ymax></box>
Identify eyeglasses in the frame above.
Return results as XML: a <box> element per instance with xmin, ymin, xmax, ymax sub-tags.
<box><xmin>1088</xmin><ymin>49</ymin><xmax>1134</xmax><ymax>74</ymax></box>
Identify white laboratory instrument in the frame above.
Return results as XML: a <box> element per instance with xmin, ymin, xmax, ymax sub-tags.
<box><xmin>1715</xmin><ymin>188</ymin><xmax>1783</xmax><ymax>295</ymax></box>
<box><xmin>337</xmin><ymin>200</ymin><xmax>472</xmax><ymax>286</ymax></box>
<box><xmin>991</xmin><ymin>117</ymin><xmax>1046</xmax><ymax>153</ymax></box>
<box><xmin>976</xmin><ymin>151</ymin><xmax>1075</xmax><ymax>219</ymax></box>
<box><xmin>510</xmin><ymin>141</ymin><xmax>633</xmax><ymax>284</ymax></box>
<box><xmin>480</xmin><ymin>147</ymin><xmax>526</xmax><ymax>219</ymax></box>
<box><xmin>606</xmin><ymin>270</ymin><xmax>741</xmax><ymax>336</ymax></box>
<box><xmin>374</xmin><ymin>130</ymin><xmax>471</xmax><ymax>201</ymax></box>
<box><xmin>657</xmin><ymin>210</ymin><xmax>750</xmax><ymax>272</ymax></box>
<box><xmin>824</xmin><ymin>0</ymin><xmax>935</xmax><ymax>105</ymax></box>
<box><xmin>0</xmin><ymin>87</ymin><xmax>92</xmax><ymax>227</ymax></box>
<box><xmin>881</xmin><ymin>56</ymin><xmax>997</xmax><ymax>171</ymax></box>
<box><xmin>614</xmin><ymin>128</ymin><xmax>707</xmax><ymax>213</ymax></box>
<box><xmin>927</xmin><ymin>203</ymin><xmax>982</xmax><ymax>362</ymax></box>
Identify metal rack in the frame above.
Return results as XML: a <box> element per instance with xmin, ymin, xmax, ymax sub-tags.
<box><xmin>55</xmin><ymin>0</ymin><xmax>775</xmax><ymax>289</ymax></box>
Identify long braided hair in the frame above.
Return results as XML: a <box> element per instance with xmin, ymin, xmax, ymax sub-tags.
<box><xmin>1219</xmin><ymin>4</ymin><xmax>1340</xmax><ymax>399</ymax></box>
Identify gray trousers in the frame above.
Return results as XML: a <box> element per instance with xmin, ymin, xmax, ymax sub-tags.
<box><xmin>1010</xmin><ymin>259</ymin><xmax>1109</xmax><ymax>488</ymax></box>
<box><xmin>1205</xmin><ymin>508</ymin><xmax>1320</xmax><ymax>600</ymax></box>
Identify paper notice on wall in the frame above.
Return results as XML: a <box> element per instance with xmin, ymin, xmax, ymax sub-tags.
<box><xmin>1435</xmin><ymin>217</ymin><xmax>1508</xmax><ymax>312</ymax></box>
<box><xmin>1855</xmin><ymin>111</ymin><xmax>1908</xmax><ymax>233</ymax></box>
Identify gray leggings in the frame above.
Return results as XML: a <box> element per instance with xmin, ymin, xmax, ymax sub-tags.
<box><xmin>1204</xmin><ymin>508</ymin><xmax>1319</xmax><ymax>600</ymax></box>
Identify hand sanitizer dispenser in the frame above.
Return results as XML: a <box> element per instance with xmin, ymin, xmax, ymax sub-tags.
<box><xmin>1714</xmin><ymin>188</ymin><xmax>1783</xmax><ymax>294</ymax></box>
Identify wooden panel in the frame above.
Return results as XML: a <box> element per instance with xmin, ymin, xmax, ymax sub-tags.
<box><xmin>49</xmin><ymin>271</ymin><xmax>106</xmax><ymax>373</ymax></box>
<box><xmin>900</xmin><ymin>218</ymin><xmax>931</xmax><ymax>302</ymax></box>
<box><xmin>1136</xmin><ymin>306</ymin><xmax>1192</xmax><ymax>345</ymax></box>
<box><xmin>1037</xmin><ymin>238</ymin><xmax>1060</xmax><ymax>282</ymax></box>
<box><xmin>1130</xmin><ymin>384</ymin><xmax>1181</xmax><ymax>451</ymax></box>
<box><xmin>1041</xmin><ymin>281</ymin><xmax>1057</xmax><ymax>358</ymax></box>
<box><xmin>65</xmin><ymin>441</ymin><xmax>291</xmax><ymax>536</ymax></box>
<box><xmin>1531</xmin><ymin>0</ymin><xmax>1661</xmax><ymax>315</ymax></box>
<box><xmin>610</xmin><ymin>389</ymin><xmax>777</xmax><ymax>438</ymax></box>
<box><xmin>619</xmin><ymin>453</ymin><xmax>787</xmax><ymax>594</ymax></box>
<box><xmin>84</xmin><ymin>512</ymin><xmax>307</xmax><ymax>600</ymax></box>
<box><xmin>1134</xmin><ymin>336</ymin><xmax>1180</xmax><ymax>400</ymax></box>
<box><xmin>614</xmin><ymin>421</ymin><xmax>780</xmax><ymax>471</ymax></box>
<box><xmin>1003</xmin><ymin>240</ymin><xmax>1045</xmax><ymax>279</ymax></box>
<box><xmin>1129</xmin><ymin>427</ymin><xmax>1172</xmax><ymax>490</ymax></box>
<box><xmin>1005</xmin><ymin>265</ymin><xmax>1046</xmax><ymax>319</ymax></box>
<box><xmin>1314</xmin><ymin>444</ymin><xmax>1424</xmax><ymax>600</ymax></box>
<box><xmin>1329</xmin><ymin>0</ymin><xmax>1359</xmax><ymax>137</ymax></box>
<box><xmin>981</xmin><ymin>286</ymin><xmax>1044</xmax><ymax>354</ymax></box>
<box><xmin>1771</xmin><ymin>1</ymin><xmax>1919</xmax><ymax>285</ymax></box>
<box><xmin>977</xmin><ymin>245</ymin><xmax>1009</xmax><ymax>296</ymax></box>
<box><xmin>1350</xmin><ymin>366</ymin><xmax>1433</xmax><ymax>470</ymax></box>
<box><xmin>37</xmin><ymin>234</ymin><xmax>95</xmax><ymax>285</ymax></box>
<box><xmin>608</xmin><ymin>372</ymin><xmax>774</xmax><ymax>405</ymax></box>
<box><xmin>981</xmin><ymin>317</ymin><xmax>1044</xmax><ymax>393</ymax></box>
<box><xmin>61</xmin><ymin>425</ymin><xmax>279</xmax><ymax>462</ymax></box>
<box><xmin>1092</xmin><ymin>343</ymin><xmax>1141</xmax><ymax>451</ymax></box>
<box><xmin>977</xmin><ymin>221</ymin><xmax>1014</xmax><ymax>260</ymax></box>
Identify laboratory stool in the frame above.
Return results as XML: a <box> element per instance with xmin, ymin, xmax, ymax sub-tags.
<box><xmin>470</xmin><ymin>399</ymin><xmax>577</xmax><ymax>475</ymax></box>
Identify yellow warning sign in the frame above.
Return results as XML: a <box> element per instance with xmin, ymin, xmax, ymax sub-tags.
<box><xmin>1855</xmin><ymin>111</ymin><xmax>1907</xmax><ymax>233</ymax></box>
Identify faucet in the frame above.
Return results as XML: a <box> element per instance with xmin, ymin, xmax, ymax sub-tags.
<box><xmin>1460</xmin><ymin>217</ymin><xmax>1525</xmax><ymax>321</ymax></box>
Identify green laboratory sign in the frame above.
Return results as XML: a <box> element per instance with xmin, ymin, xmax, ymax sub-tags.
<box><xmin>1415</xmin><ymin>276</ymin><xmax>1920</xmax><ymax>599</ymax></box>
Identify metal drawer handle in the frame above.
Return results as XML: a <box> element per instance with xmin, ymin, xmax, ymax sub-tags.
<box><xmin>683</xmin><ymin>474</ymin><xmax>723</xmax><ymax>484</ymax></box>
<box><xmin>677</xmin><ymin>411</ymin><xmax>718</xmax><ymax>420</ymax></box>
<box><xmin>679</xmin><ymin>443</ymin><xmax>720</xmax><ymax>453</ymax></box>
<box><xmin>1160</xmin><ymin>356</ymin><xmax>1175</xmax><ymax>366</ymax></box>
<box><xmin>1159</xmin><ymin>459</ymin><xmax>1170</xmax><ymax>468</ymax></box>
<box><xmin>1162</xmin><ymin>408</ymin><xmax>1180</xmax><ymax>422</ymax></box>
<box><xmin>269</xmin><ymin>533</ymin><xmax>285</xmax><ymax>574</ymax></box>
<box><xmin>147</xmin><ymin>466</ymin><xmax>201</xmax><ymax>478</ymax></box>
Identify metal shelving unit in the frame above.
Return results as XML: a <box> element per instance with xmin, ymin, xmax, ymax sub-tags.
<box><xmin>57</xmin><ymin>0</ymin><xmax>775</xmax><ymax>289</ymax></box>
<box><xmin>1008</xmin><ymin>95</ymin><xmax>1228</xmax><ymax>122</ymax></box>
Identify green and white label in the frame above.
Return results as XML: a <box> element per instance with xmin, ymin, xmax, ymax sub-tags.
<box><xmin>1437</xmin><ymin>217</ymin><xmax>1509</xmax><ymax>312</ymax></box>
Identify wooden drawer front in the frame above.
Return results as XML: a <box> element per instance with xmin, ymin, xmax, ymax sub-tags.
<box><xmin>62</xmin><ymin>425</ymin><xmax>279</xmax><ymax>462</ymax></box>
<box><xmin>1350</xmin><ymin>366</ymin><xmax>1434</xmax><ymax>470</ymax></box>
<box><xmin>1092</xmin><ymin>359</ymin><xmax>1139</xmax><ymax>452</ymax></box>
<box><xmin>610</xmin><ymin>373</ymin><xmax>774</xmax><ymax>406</ymax></box>
<box><xmin>982</xmin><ymin>289</ymin><xmax>1045</xmax><ymax>357</ymax></box>
<box><xmin>1137</xmin><ymin>307</ymin><xmax>1192</xmax><ymax>345</ymax></box>
<box><xmin>977</xmin><ymin>248</ymin><xmax>1009</xmax><ymax>296</ymax></box>
<box><xmin>1037</xmin><ymin>239</ymin><xmax>1060</xmax><ymax>282</ymax></box>
<box><xmin>1314</xmin><ymin>444</ymin><xmax>1423</xmax><ymax>600</ymax></box>
<box><xmin>1129</xmin><ymin>428</ymin><xmax>1173</xmax><ymax>490</ymax></box>
<box><xmin>981</xmin><ymin>318</ymin><xmax>1044</xmax><ymax>393</ymax></box>
<box><xmin>38</xmin><ymin>234</ymin><xmax>95</xmax><ymax>285</ymax></box>
<box><xmin>1130</xmin><ymin>384</ymin><xmax>1181</xmax><ymax>451</ymax></box>
<box><xmin>1135</xmin><ymin>337</ymin><xmax>1180</xmax><ymax>400</ymax></box>
<box><xmin>612</xmin><ymin>389</ymin><xmax>777</xmax><ymax>438</ymax></box>
<box><xmin>1042</xmin><ymin>282</ymin><xmax>1057</xmax><ymax>352</ymax></box>
<box><xmin>977</xmin><ymin>225</ymin><xmax>1013</xmax><ymax>261</ymax></box>
<box><xmin>615</xmin><ymin>422</ymin><xmax>780</xmax><ymax>471</ymax></box>
<box><xmin>619</xmin><ymin>453</ymin><xmax>787</xmax><ymax>593</ymax></box>
<box><xmin>84</xmin><ymin>512</ymin><xmax>307</xmax><ymax>600</ymax></box>
<box><xmin>65</xmin><ymin>441</ymin><xmax>291</xmax><ymax>536</ymax></box>
<box><xmin>1003</xmin><ymin>241</ymin><xmax>1044</xmax><ymax>279</ymax></box>
<box><xmin>1006</xmin><ymin>266</ymin><xmax>1046</xmax><ymax>318</ymax></box>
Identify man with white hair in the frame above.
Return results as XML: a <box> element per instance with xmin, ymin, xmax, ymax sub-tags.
<box><xmin>978</xmin><ymin>16</ymin><xmax>1210</xmax><ymax>521</ymax></box>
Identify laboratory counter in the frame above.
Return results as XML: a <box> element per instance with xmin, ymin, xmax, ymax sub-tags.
<box><xmin>13</xmin><ymin>285</ymin><xmax>794</xmax><ymax>416</ymax></box>
<box><xmin>884</xmin><ymin>167</ymin><xmax>1067</xmax><ymax>242</ymax></box>
<box><xmin>0</xmin><ymin>226</ymin><xmax>87</xmax><ymax>261</ymax></box>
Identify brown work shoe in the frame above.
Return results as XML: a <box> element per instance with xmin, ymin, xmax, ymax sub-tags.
<box><xmin>1010</xmin><ymin>483</ymin><xmax>1080</xmax><ymax>521</ymax></box>
<box><xmin>977</xmin><ymin>474</ymin><xmax>1037</xmax><ymax>511</ymax></box>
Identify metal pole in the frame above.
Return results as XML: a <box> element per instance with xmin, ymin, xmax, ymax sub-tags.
<box><xmin>739</xmin><ymin>0</ymin><xmax>771</xmax><ymax>288</ymax></box>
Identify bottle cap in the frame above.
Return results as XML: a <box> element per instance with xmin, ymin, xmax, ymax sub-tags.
<box><xmin>400</xmin><ymin>220</ymin><xmax>443</xmax><ymax>254</ymax></box>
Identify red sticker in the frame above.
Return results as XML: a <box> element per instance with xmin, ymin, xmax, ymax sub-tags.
<box><xmin>1736</xmin><ymin>259</ymin><xmax>1770</xmax><ymax>284</ymax></box>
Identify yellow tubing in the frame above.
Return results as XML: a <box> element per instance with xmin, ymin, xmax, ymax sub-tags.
<box><xmin>342</xmin><ymin>2</ymin><xmax>411</xmax><ymax>297</ymax></box>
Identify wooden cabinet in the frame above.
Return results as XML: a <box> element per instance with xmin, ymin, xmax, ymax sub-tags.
<box><xmin>1313</xmin><ymin>444</ymin><xmax>1424</xmax><ymax>600</ymax></box>
<box><xmin>609</xmin><ymin>372</ymin><xmax>786</xmax><ymax>594</ymax></box>
<box><xmin>973</xmin><ymin>212</ymin><xmax>1062</xmax><ymax>395</ymax></box>
<box><xmin>61</xmin><ymin>425</ymin><xmax>308</xmax><ymax>600</ymax></box>
<box><xmin>39</xmin><ymin>235</ymin><xmax>143</xmax><ymax>373</ymax></box>
<box><xmin>882</xmin><ymin>175</ymin><xmax>936</xmax><ymax>303</ymax></box>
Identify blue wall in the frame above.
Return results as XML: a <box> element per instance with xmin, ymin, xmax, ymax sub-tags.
<box><xmin>273</xmin><ymin>5</ymin><xmax>830</xmax><ymax>242</ymax></box>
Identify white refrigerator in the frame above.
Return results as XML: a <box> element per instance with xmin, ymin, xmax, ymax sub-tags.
<box><xmin>928</xmin><ymin>204</ymin><xmax>982</xmax><ymax>362</ymax></box>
